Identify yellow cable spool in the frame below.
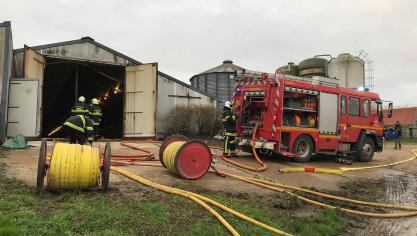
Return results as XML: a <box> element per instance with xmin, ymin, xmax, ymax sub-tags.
<box><xmin>37</xmin><ymin>139</ymin><xmax>111</xmax><ymax>191</ymax></box>
<box><xmin>160</xmin><ymin>135</ymin><xmax>212</xmax><ymax>180</ymax></box>
<box><xmin>47</xmin><ymin>143</ymin><xmax>100</xmax><ymax>190</ymax></box>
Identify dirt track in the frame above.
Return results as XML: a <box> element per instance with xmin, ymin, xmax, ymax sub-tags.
<box><xmin>1</xmin><ymin>141</ymin><xmax>417</xmax><ymax>235</ymax></box>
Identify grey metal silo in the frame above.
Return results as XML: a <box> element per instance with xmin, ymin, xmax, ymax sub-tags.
<box><xmin>190</xmin><ymin>60</ymin><xmax>244</xmax><ymax>102</ymax></box>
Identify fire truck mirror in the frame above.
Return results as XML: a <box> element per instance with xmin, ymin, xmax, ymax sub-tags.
<box><xmin>388</xmin><ymin>102</ymin><xmax>393</xmax><ymax>118</ymax></box>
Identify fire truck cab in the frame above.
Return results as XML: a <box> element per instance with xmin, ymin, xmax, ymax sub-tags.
<box><xmin>233</xmin><ymin>70</ymin><xmax>392</xmax><ymax>162</ymax></box>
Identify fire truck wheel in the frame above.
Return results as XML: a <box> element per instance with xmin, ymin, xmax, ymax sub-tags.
<box><xmin>240</xmin><ymin>145</ymin><xmax>253</xmax><ymax>154</ymax></box>
<box><xmin>293</xmin><ymin>135</ymin><xmax>313</xmax><ymax>162</ymax></box>
<box><xmin>256</xmin><ymin>148</ymin><xmax>272</xmax><ymax>158</ymax></box>
<box><xmin>357</xmin><ymin>137</ymin><xmax>375</xmax><ymax>162</ymax></box>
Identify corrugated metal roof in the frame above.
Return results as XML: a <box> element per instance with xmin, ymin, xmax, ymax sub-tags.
<box><xmin>383</xmin><ymin>107</ymin><xmax>417</xmax><ymax>126</ymax></box>
<box><xmin>198</xmin><ymin>60</ymin><xmax>244</xmax><ymax>75</ymax></box>
<box><xmin>13</xmin><ymin>37</ymin><xmax>221</xmax><ymax>102</ymax></box>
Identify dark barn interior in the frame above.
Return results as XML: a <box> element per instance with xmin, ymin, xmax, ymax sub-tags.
<box><xmin>42</xmin><ymin>57</ymin><xmax>124</xmax><ymax>138</ymax></box>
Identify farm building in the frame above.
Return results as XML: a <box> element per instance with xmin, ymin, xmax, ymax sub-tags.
<box><xmin>0</xmin><ymin>21</ymin><xmax>218</xmax><ymax>141</ymax></box>
<box><xmin>190</xmin><ymin>60</ymin><xmax>245</xmax><ymax>103</ymax></box>
<box><xmin>384</xmin><ymin>107</ymin><xmax>417</xmax><ymax>137</ymax></box>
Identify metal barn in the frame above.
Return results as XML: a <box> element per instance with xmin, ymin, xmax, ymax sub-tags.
<box><xmin>0</xmin><ymin>21</ymin><xmax>218</xmax><ymax>141</ymax></box>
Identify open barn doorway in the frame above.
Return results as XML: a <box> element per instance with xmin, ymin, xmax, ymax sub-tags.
<box><xmin>42</xmin><ymin>57</ymin><xmax>124</xmax><ymax>139</ymax></box>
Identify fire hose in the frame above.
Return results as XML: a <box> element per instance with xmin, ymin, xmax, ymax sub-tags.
<box><xmin>110</xmin><ymin>138</ymin><xmax>417</xmax><ymax>219</ymax></box>
<box><xmin>279</xmin><ymin>151</ymin><xmax>417</xmax><ymax>175</ymax></box>
<box><xmin>111</xmin><ymin>166</ymin><xmax>291</xmax><ymax>236</ymax></box>
<box><xmin>215</xmin><ymin>171</ymin><xmax>417</xmax><ymax>218</ymax></box>
<box><xmin>215</xmin><ymin>124</ymin><xmax>267</xmax><ymax>172</ymax></box>
<box><xmin>38</xmin><ymin>135</ymin><xmax>417</xmax><ymax>235</ymax></box>
<box><xmin>38</xmin><ymin>140</ymin><xmax>289</xmax><ymax>235</ymax></box>
<box><xmin>109</xmin><ymin>141</ymin><xmax>161</xmax><ymax>166</ymax></box>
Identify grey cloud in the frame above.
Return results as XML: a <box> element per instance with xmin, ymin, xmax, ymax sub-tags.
<box><xmin>1</xmin><ymin>0</ymin><xmax>417</xmax><ymax>106</ymax></box>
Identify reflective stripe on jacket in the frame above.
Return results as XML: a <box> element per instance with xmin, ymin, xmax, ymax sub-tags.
<box><xmin>224</xmin><ymin>132</ymin><xmax>237</xmax><ymax>137</ymax></box>
<box><xmin>64</xmin><ymin>115</ymin><xmax>86</xmax><ymax>133</ymax></box>
<box><xmin>88</xmin><ymin>104</ymin><xmax>102</xmax><ymax>125</ymax></box>
<box><xmin>86</xmin><ymin>118</ymin><xmax>95</xmax><ymax>140</ymax></box>
<box><xmin>222</xmin><ymin>109</ymin><xmax>236</xmax><ymax>133</ymax></box>
<box><xmin>71</xmin><ymin>101</ymin><xmax>88</xmax><ymax>115</ymax></box>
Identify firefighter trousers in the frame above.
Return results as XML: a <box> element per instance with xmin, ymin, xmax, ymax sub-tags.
<box><xmin>223</xmin><ymin>135</ymin><xmax>236</xmax><ymax>156</ymax></box>
<box><xmin>64</xmin><ymin>126</ymin><xmax>86</xmax><ymax>145</ymax></box>
<box><xmin>93</xmin><ymin>125</ymin><xmax>100</xmax><ymax>140</ymax></box>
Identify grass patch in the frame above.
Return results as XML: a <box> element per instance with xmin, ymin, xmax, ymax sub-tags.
<box><xmin>0</xmin><ymin>163</ymin><xmax>350</xmax><ymax>236</ymax></box>
<box><xmin>177</xmin><ymin>192</ymin><xmax>347</xmax><ymax>236</ymax></box>
<box><xmin>0</xmin><ymin>176</ymin><xmax>171</xmax><ymax>235</ymax></box>
<box><xmin>385</xmin><ymin>137</ymin><xmax>417</xmax><ymax>144</ymax></box>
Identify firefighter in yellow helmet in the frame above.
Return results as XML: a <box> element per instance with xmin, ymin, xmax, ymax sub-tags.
<box><xmin>222</xmin><ymin>101</ymin><xmax>237</xmax><ymax>157</ymax></box>
<box><xmin>88</xmin><ymin>98</ymin><xmax>102</xmax><ymax>140</ymax></box>
<box><xmin>71</xmin><ymin>96</ymin><xmax>88</xmax><ymax>116</ymax></box>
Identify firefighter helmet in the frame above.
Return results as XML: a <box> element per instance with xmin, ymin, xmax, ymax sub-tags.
<box><xmin>224</xmin><ymin>101</ymin><xmax>232</xmax><ymax>109</ymax></box>
<box><xmin>78</xmin><ymin>96</ymin><xmax>86</xmax><ymax>102</ymax></box>
<box><xmin>91</xmin><ymin>98</ymin><xmax>99</xmax><ymax>105</ymax></box>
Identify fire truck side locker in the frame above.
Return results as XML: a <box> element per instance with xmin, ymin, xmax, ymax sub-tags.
<box><xmin>318</xmin><ymin>92</ymin><xmax>339</xmax><ymax>153</ymax></box>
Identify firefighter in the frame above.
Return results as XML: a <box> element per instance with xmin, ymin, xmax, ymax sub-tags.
<box><xmin>85</xmin><ymin>117</ymin><xmax>95</xmax><ymax>145</ymax></box>
<box><xmin>63</xmin><ymin>115</ymin><xmax>88</xmax><ymax>145</ymax></box>
<box><xmin>88</xmin><ymin>98</ymin><xmax>102</xmax><ymax>140</ymax></box>
<box><xmin>222</xmin><ymin>101</ymin><xmax>237</xmax><ymax>157</ymax></box>
<box><xmin>71</xmin><ymin>96</ymin><xmax>88</xmax><ymax>116</ymax></box>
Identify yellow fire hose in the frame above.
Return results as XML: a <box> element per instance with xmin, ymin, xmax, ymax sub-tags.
<box><xmin>279</xmin><ymin>167</ymin><xmax>344</xmax><ymax>175</ymax></box>
<box><xmin>111</xmin><ymin>166</ymin><xmax>291</xmax><ymax>236</ymax></box>
<box><xmin>47</xmin><ymin>143</ymin><xmax>100</xmax><ymax>190</ymax></box>
<box><xmin>39</xmin><ymin>141</ymin><xmax>291</xmax><ymax>235</ymax></box>
<box><xmin>163</xmin><ymin>141</ymin><xmax>185</xmax><ymax>174</ymax></box>
<box><xmin>279</xmin><ymin>149</ymin><xmax>417</xmax><ymax>175</ymax></box>
<box><xmin>220</xmin><ymin>172</ymin><xmax>417</xmax><ymax>218</ymax></box>
<box><xmin>38</xmin><ymin>139</ymin><xmax>417</xmax><ymax>235</ymax></box>
<box><xmin>238</xmin><ymin>175</ymin><xmax>417</xmax><ymax>211</ymax></box>
<box><xmin>37</xmin><ymin>140</ymin><xmax>111</xmax><ymax>192</ymax></box>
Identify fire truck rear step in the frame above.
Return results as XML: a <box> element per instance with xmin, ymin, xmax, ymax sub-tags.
<box><xmin>277</xmin><ymin>152</ymin><xmax>298</xmax><ymax>158</ymax></box>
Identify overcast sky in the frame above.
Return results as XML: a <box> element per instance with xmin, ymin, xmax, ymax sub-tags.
<box><xmin>2</xmin><ymin>0</ymin><xmax>417</xmax><ymax>106</ymax></box>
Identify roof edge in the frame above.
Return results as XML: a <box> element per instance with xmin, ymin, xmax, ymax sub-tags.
<box><xmin>13</xmin><ymin>37</ymin><xmax>141</xmax><ymax>65</ymax></box>
<box><xmin>0</xmin><ymin>21</ymin><xmax>11</xmax><ymax>27</ymax></box>
<box><xmin>158</xmin><ymin>71</ymin><xmax>221</xmax><ymax>102</ymax></box>
<box><xmin>12</xmin><ymin>37</ymin><xmax>218</xmax><ymax>101</ymax></box>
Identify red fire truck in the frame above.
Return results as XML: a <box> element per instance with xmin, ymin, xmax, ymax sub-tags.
<box><xmin>232</xmin><ymin>70</ymin><xmax>393</xmax><ymax>162</ymax></box>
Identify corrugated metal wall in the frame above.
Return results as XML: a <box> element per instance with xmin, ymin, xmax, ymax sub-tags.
<box><xmin>7</xmin><ymin>35</ymin><xmax>218</xmax><ymax>140</ymax></box>
<box><xmin>156</xmin><ymin>74</ymin><xmax>217</xmax><ymax>137</ymax></box>
<box><xmin>190</xmin><ymin>72</ymin><xmax>235</xmax><ymax>102</ymax></box>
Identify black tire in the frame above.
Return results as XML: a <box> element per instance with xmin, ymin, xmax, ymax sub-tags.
<box><xmin>255</xmin><ymin>148</ymin><xmax>272</xmax><ymax>158</ymax></box>
<box><xmin>292</xmin><ymin>135</ymin><xmax>314</xmax><ymax>162</ymax></box>
<box><xmin>240</xmin><ymin>145</ymin><xmax>272</xmax><ymax>158</ymax></box>
<box><xmin>240</xmin><ymin>145</ymin><xmax>253</xmax><ymax>154</ymax></box>
<box><xmin>36</xmin><ymin>139</ymin><xmax>47</xmax><ymax>192</ymax></box>
<box><xmin>101</xmin><ymin>143</ymin><xmax>111</xmax><ymax>192</ymax></box>
<box><xmin>356</xmin><ymin>137</ymin><xmax>375</xmax><ymax>162</ymax></box>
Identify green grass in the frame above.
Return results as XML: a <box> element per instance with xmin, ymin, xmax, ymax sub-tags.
<box><xmin>0</xmin><ymin>171</ymin><xmax>348</xmax><ymax>236</ymax></box>
<box><xmin>386</xmin><ymin>137</ymin><xmax>417</xmax><ymax>144</ymax></box>
<box><xmin>0</xmin><ymin>178</ymin><xmax>171</xmax><ymax>235</ymax></box>
<box><xmin>177</xmin><ymin>192</ymin><xmax>346</xmax><ymax>236</ymax></box>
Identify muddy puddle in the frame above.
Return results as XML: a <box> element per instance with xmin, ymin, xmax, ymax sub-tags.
<box><xmin>366</xmin><ymin>173</ymin><xmax>417</xmax><ymax>235</ymax></box>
